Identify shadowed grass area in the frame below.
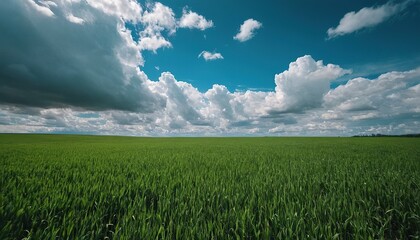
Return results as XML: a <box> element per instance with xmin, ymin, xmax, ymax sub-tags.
<box><xmin>1</xmin><ymin>134</ymin><xmax>419</xmax><ymax>239</ymax></box>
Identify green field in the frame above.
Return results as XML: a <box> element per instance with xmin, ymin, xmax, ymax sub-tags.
<box><xmin>1</xmin><ymin>134</ymin><xmax>419</xmax><ymax>239</ymax></box>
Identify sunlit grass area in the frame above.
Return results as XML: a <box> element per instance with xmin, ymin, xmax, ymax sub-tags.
<box><xmin>1</xmin><ymin>135</ymin><xmax>419</xmax><ymax>239</ymax></box>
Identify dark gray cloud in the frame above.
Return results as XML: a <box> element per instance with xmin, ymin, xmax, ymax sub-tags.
<box><xmin>229</xmin><ymin>120</ymin><xmax>254</xmax><ymax>128</ymax></box>
<box><xmin>0</xmin><ymin>0</ymin><xmax>164</xmax><ymax>112</ymax></box>
<box><xmin>260</xmin><ymin>112</ymin><xmax>299</xmax><ymax>125</ymax></box>
<box><xmin>110</xmin><ymin>111</ymin><xmax>155</xmax><ymax>126</ymax></box>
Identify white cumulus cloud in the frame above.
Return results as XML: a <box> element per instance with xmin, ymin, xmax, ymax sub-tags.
<box><xmin>198</xmin><ymin>51</ymin><xmax>224</xmax><ymax>61</ymax></box>
<box><xmin>327</xmin><ymin>0</ymin><xmax>412</xmax><ymax>39</ymax></box>
<box><xmin>138</xmin><ymin>35</ymin><xmax>172</xmax><ymax>52</ymax></box>
<box><xmin>138</xmin><ymin>3</ymin><xmax>213</xmax><ymax>53</ymax></box>
<box><xmin>1</xmin><ymin>64</ymin><xmax>419</xmax><ymax>136</ymax></box>
<box><xmin>142</xmin><ymin>2</ymin><xmax>177</xmax><ymax>34</ymax></box>
<box><xmin>324</xmin><ymin>68</ymin><xmax>420</xmax><ymax>115</ymax></box>
<box><xmin>234</xmin><ymin>19</ymin><xmax>262</xmax><ymax>42</ymax></box>
<box><xmin>85</xmin><ymin>0</ymin><xmax>143</xmax><ymax>22</ymax></box>
<box><xmin>86</xmin><ymin>0</ymin><xmax>142</xmax><ymax>23</ymax></box>
<box><xmin>272</xmin><ymin>55</ymin><xmax>351</xmax><ymax>112</ymax></box>
<box><xmin>179</xmin><ymin>8</ymin><xmax>214</xmax><ymax>30</ymax></box>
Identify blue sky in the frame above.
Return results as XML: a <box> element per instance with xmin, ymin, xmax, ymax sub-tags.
<box><xmin>140</xmin><ymin>0</ymin><xmax>420</xmax><ymax>91</ymax></box>
<box><xmin>0</xmin><ymin>0</ymin><xmax>419</xmax><ymax>136</ymax></box>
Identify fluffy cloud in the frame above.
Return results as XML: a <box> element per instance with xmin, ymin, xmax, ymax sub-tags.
<box><xmin>141</xmin><ymin>2</ymin><xmax>176</xmax><ymax>33</ymax></box>
<box><xmin>138</xmin><ymin>35</ymin><xmax>172</xmax><ymax>52</ymax></box>
<box><xmin>138</xmin><ymin>4</ymin><xmax>214</xmax><ymax>52</ymax></box>
<box><xmin>234</xmin><ymin>19</ymin><xmax>262</xmax><ymax>42</ymax></box>
<box><xmin>128</xmin><ymin>64</ymin><xmax>408</xmax><ymax>135</ymax></box>
<box><xmin>319</xmin><ymin>68</ymin><xmax>420</xmax><ymax>135</ymax></box>
<box><xmin>1</xmin><ymin>64</ymin><xmax>419</xmax><ymax>136</ymax></box>
<box><xmin>272</xmin><ymin>55</ymin><xmax>351</xmax><ymax>112</ymax></box>
<box><xmin>198</xmin><ymin>51</ymin><xmax>224</xmax><ymax>61</ymax></box>
<box><xmin>179</xmin><ymin>8</ymin><xmax>214</xmax><ymax>30</ymax></box>
<box><xmin>327</xmin><ymin>1</ymin><xmax>412</xmax><ymax>38</ymax></box>
<box><xmin>154</xmin><ymin>73</ymin><xmax>210</xmax><ymax>127</ymax></box>
<box><xmin>205</xmin><ymin>85</ymin><xmax>235</xmax><ymax>121</ymax></box>
<box><xmin>325</xmin><ymin>68</ymin><xmax>420</xmax><ymax>115</ymax></box>
<box><xmin>137</xmin><ymin>2</ymin><xmax>176</xmax><ymax>52</ymax></box>
<box><xmin>86</xmin><ymin>0</ymin><xmax>142</xmax><ymax>23</ymax></box>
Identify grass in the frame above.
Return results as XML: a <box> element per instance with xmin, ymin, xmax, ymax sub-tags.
<box><xmin>0</xmin><ymin>134</ymin><xmax>419</xmax><ymax>239</ymax></box>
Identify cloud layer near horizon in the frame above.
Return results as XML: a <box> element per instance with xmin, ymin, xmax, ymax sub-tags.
<box><xmin>0</xmin><ymin>0</ymin><xmax>419</xmax><ymax>136</ymax></box>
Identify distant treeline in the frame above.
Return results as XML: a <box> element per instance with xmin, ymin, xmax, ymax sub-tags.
<box><xmin>353</xmin><ymin>133</ymin><xmax>420</xmax><ymax>138</ymax></box>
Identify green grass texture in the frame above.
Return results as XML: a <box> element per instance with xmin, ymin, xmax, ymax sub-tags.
<box><xmin>1</xmin><ymin>134</ymin><xmax>419</xmax><ymax>239</ymax></box>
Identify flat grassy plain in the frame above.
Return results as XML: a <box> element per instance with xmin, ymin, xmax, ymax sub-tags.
<box><xmin>0</xmin><ymin>134</ymin><xmax>419</xmax><ymax>239</ymax></box>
